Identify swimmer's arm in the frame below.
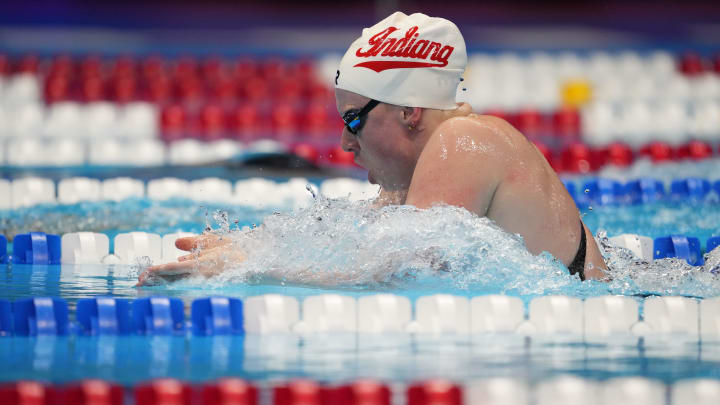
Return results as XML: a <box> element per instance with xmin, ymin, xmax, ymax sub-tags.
<box><xmin>405</xmin><ymin>119</ymin><xmax>501</xmax><ymax>214</ymax></box>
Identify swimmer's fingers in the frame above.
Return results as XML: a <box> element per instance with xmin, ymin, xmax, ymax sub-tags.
<box><xmin>136</xmin><ymin>272</ymin><xmax>191</xmax><ymax>286</ymax></box>
<box><xmin>177</xmin><ymin>245</ymin><xmax>229</xmax><ymax>262</ymax></box>
<box><xmin>175</xmin><ymin>234</ymin><xmax>232</xmax><ymax>252</ymax></box>
<box><xmin>136</xmin><ymin>261</ymin><xmax>195</xmax><ymax>286</ymax></box>
<box><xmin>175</xmin><ymin>235</ymin><xmax>209</xmax><ymax>251</ymax></box>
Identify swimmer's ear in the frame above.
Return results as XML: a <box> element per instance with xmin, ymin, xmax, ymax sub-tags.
<box><xmin>399</xmin><ymin>106</ymin><xmax>423</xmax><ymax>132</ymax></box>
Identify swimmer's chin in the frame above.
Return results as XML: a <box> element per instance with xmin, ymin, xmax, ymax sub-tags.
<box><xmin>368</xmin><ymin>171</ymin><xmax>378</xmax><ymax>185</ymax></box>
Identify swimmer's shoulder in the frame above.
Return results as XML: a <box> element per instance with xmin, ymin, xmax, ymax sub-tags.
<box><xmin>431</xmin><ymin>113</ymin><xmax>515</xmax><ymax>148</ymax></box>
<box><xmin>421</xmin><ymin>114</ymin><xmax>510</xmax><ymax>169</ymax></box>
<box><xmin>461</xmin><ymin>113</ymin><xmax>516</xmax><ymax>132</ymax></box>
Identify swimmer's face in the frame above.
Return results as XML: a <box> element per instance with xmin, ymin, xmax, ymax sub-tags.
<box><xmin>335</xmin><ymin>89</ymin><xmax>417</xmax><ymax>190</ymax></box>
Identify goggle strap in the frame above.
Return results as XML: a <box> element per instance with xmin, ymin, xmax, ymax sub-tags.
<box><xmin>356</xmin><ymin>99</ymin><xmax>380</xmax><ymax>117</ymax></box>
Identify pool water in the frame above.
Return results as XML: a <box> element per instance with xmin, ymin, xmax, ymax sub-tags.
<box><xmin>1</xmin><ymin>159</ymin><xmax>720</xmax><ymax>386</ymax></box>
<box><xmin>2</xmin><ymin>264</ymin><xmax>720</xmax><ymax>386</ymax></box>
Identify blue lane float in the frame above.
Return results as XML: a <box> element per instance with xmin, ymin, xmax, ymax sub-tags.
<box><xmin>11</xmin><ymin>232</ymin><xmax>61</xmax><ymax>265</ymax></box>
<box><xmin>0</xmin><ymin>299</ymin><xmax>12</xmax><ymax>336</ymax></box>
<box><xmin>0</xmin><ymin>235</ymin><xmax>7</xmax><ymax>264</ymax></box>
<box><xmin>76</xmin><ymin>297</ymin><xmax>132</xmax><ymax>336</ymax></box>
<box><xmin>708</xmin><ymin>237</ymin><xmax>720</xmax><ymax>254</ymax></box>
<box><xmin>579</xmin><ymin>178</ymin><xmax>625</xmax><ymax>206</ymax></box>
<box><xmin>132</xmin><ymin>297</ymin><xmax>185</xmax><ymax>335</ymax></box>
<box><xmin>654</xmin><ymin>235</ymin><xmax>705</xmax><ymax>266</ymax></box>
<box><xmin>191</xmin><ymin>297</ymin><xmax>244</xmax><ymax>336</ymax></box>
<box><xmin>625</xmin><ymin>178</ymin><xmax>666</xmax><ymax>205</ymax></box>
<box><xmin>671</xmin><ymin>178</ymin><xmax>712</xmax><ymax>201</ymax></box>
<box><xmin>12</xmin><ymin>297</ymin><xmax>69</xmax><ymax>336</ymax></box>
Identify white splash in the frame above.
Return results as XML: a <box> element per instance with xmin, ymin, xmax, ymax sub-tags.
<box><xmin>205</xmin><ymin>198</ymin><xmax>573</xmax><ymax>294</ymax></box>
<box><xmin>180</xmin><ymin>197</ymin><xmax>720</xmax><ymax>299</ymax></box>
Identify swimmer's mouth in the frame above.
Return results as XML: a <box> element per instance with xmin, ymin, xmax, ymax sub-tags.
<box><xmin>353</xmin><ymin>154</ymin><xmax>366</xmax><ymax>169</ymax></box>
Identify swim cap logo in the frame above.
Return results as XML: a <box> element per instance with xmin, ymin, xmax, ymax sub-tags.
<box><xmin>354</xmin><ymin>26</ymin><xmax>455</xmax><ymax>72</ymax></box>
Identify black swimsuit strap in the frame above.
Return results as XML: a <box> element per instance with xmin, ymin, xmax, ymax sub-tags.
<box><xmin>568</xmin><ymin>221</ymin><xmax>587</xmax><ymax>281</ymax></box>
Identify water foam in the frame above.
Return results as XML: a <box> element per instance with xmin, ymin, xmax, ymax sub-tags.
<box><xmin>2</xmin><ymin>180</ymin><xmax>719</xmax><ymax>299</ymax></box>
<box><xmin>597</xmin><ymin>232</ymin><xmax>720</xmax><ymax>298</ymax></box>
<box><xmin>179</xmin><ymin>195</ymin><xmax>720</xmax><ymax>299</ymax></box>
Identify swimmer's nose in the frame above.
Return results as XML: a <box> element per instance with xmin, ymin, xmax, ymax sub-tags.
<box><xmin>341</xmin><ymin>128</ymin><xmax>359</xmax><ymax>154</ymax></box>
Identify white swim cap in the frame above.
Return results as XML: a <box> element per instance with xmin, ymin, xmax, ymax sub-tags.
<box><xmin>335</xmin><ymin>12</ymin><xmax>467</xmax><ymax>110</ymax></box>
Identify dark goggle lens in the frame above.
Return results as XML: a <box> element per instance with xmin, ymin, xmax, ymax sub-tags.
<box><xmin>342</xmin><ymin>100</ymin><xmax>378</xmax><ymax>135</ymax></box>
<box><xmin>343</xmin><ymin>112</ymin><xmax>361</xmax><ymax>134</ymax></box>
<box><xmin>347</xmin><ymin>116</ymin><xmax>361</xmax><ymax>131</ymax></box>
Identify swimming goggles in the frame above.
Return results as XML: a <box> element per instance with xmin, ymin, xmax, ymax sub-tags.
<box><xmin>342</xmin><ymin>99</ymin><xmax>380</xmax><ymax>135</ymax></box>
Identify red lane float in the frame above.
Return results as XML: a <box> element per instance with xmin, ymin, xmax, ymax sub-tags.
<box><xmin>18</xmin><ymin>54</ymin><xmax>40</xmax><ymax>73</ymax></box>
<box><xmin>292</xmin><ymin>143</ymin><xmax>321</xmax><ymax>165</ymax></box>
<box><xmin>677</xmin><ymin>140</ymin><xmax>713</xmax><ymax>160</ymax></box>
<box><xmin>0</xmin><ymin>54</ymin><xmax>9</xmax><ymax>75</ymax></box>
<box><xmin>5</xmin><ymin>54</ymin><xmax>716</xmax><ymax>154</ymax></box>
<box><xmin>274</xmin><ymin>380</ymin><xmax>322</xmax><ymax>405</ymax></box>
<box><xmin>135</xmin><ymin>379</ymin><xmax>194</xmax><ymax>405</ymax></box>
<box><xmin>45</xmin><ymin>75</ymin><xmax>72</xmax><ymax>103</ymax></box>
<box><xmin>200</xmin><ymin>104</ymin><xmax>228</xmax><ymax>140</ymax></box>
<box><xmin>639</xmin><ymin>141</ymin><xmax>675</xmax><ymax>162</ymax></box>
<box><xmin>0</xmin><ymin>381</ymin><xmax>52</xmax><ymax>405</ymax></box>
<box><xmin>272</xmin><ymin>103</ymin><xmax>300</xmax><ymax>139</ymax></box>
<box><xmin>553</xmin><ymin>106</ymin><xmax>581</xmax><ymax>138</ymax></box>
<box><xmin>679</xmin><ymin>52</ymin><xmax>707</xmax><ymax>76</ymax></box>
<box><xmin>112</xmin><ymin>56</ymin><xmax>137</xmax><ymax>78</ymax></box>
<box><xmin>407</xmin><ymin>380</ymin><xmax>462</xmax><ymax>405</ymax></box>
<box><xmin>111</xmin><ymin>75</ymin><xmax>137</xmax><ymax>103</ymax></box>
<box><xmin>81</xmin><ymin>56</ymin><xmax>103</xmax><ymax>80</ymax></box>
<box><xmin>60</xmin><ymin>380</ymin><xmax>124</xmax><ymax>405</ymax></box>
<box><xmin>346</xmin><ymin>380</ymin><xmax>391</xmax><ymax>405</ymax></box>
<box><xmin>322</xmin><ymin>380</ymin><xmax>391</xmax><ymax>405</ymax></box>
<box><xmin>560</xmin><ymin>142</ymin><xmax>595</xmax><ymax>173</ymax></box>
<box><xmin>600</xmin><ymin>142</ymin><xmax>634</xmax><ymax>167</ymax></box>
<box><xmin>161</xmin><ymin>104</ymin><xmax>188</xmax><ymax>142</ymax></box>
<box><xmin>202</xmin><ymin>378</ymin><xmax>258</xmax><ymax>405</ymax></box>
<box><xmin>230</xmin><ymin>104</ymin><xmax>263</xmax><ymax>140</ymax></box>
<box><xmin>515</xmin><ymin>109</ymin><xmax>546</xmax><ymax>137</ymax></box>
<box><xmin>49</xmin><ymin>55</ymin><xmax>74</xmax><ymax>79</ymax></box>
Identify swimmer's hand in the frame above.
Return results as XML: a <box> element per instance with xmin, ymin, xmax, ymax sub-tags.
<box><xmin>135</xmin><ymin>234</ymin><xmax>243</xmax><ymax>286</ymax></box>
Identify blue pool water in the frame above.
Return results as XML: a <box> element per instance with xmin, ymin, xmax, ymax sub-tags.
<box><xmin>2</xmin><ymin>160</ymin><xmax>720</xmax><ymax>386</ymax></box>
<box><xmin>2</xmin><ymin>263</ymin><xmax>720</xmax><ymax>385</ymax></box>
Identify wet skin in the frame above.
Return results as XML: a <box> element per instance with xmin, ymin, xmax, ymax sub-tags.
<box><xmin>334</xmin><ymin>89</ymin><xmax>606</xmax><ymax>280</ymax></box>
<box><xmin>137</xmin><ymin>90</ymin><xmax>606</xmax><ymax>285</ymax></box>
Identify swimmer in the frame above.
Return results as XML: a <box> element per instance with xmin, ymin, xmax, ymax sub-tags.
<box><xmin>138</xmin><ymin>12</ymin><xmax>606</xmax><ymax>286</ymax></box>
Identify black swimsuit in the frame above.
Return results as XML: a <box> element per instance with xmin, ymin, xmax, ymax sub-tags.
<box><xmin>567</xmin><ymin>221</ymin><xmax>587</xmax><ymax>280</ymax></box>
